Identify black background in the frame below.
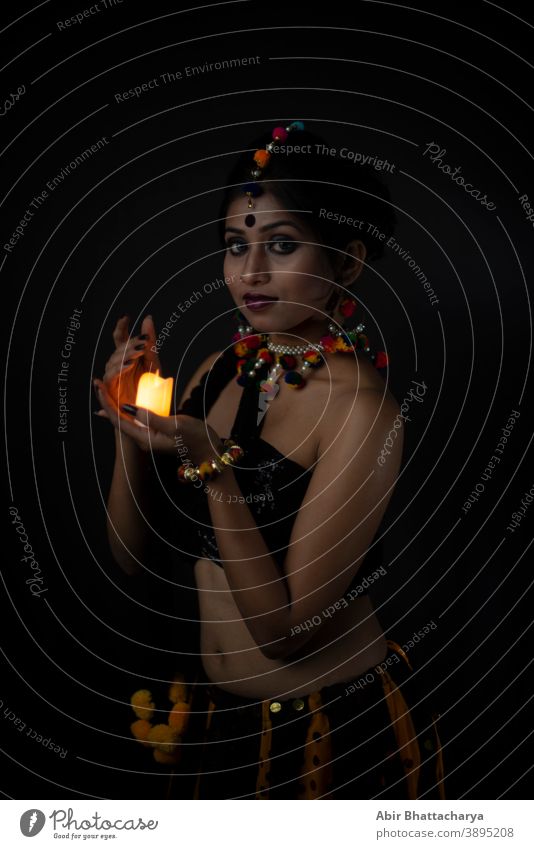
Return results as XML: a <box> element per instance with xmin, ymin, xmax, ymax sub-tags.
<box><xmin>1</xmin><ymin>0</ymin><xmax>533</xmax><ymax>800</ymax></box>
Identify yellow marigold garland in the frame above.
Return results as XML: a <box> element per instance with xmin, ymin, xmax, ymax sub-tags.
<box><xmin>130</xmin><ymin>719</ymin><xmax>152</xmax><ymax>747</ymax></box>
<box><xmin>129</xmin><ymin>674</ymin><xmax>192</xmax><ymax>765</ymax></box>
<box><xmin>130</xmin><ymin>689</ymin><xmax>155</xmax><ymax>720</ymax></box>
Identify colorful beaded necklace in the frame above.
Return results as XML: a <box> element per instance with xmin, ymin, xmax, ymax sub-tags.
<box><xmin>232</xmin><ymin>308</ymin><xmax>388</xmax><ymax>392</ymax></box>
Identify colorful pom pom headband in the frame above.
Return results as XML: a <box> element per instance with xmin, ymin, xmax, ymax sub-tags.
<box><xmin>243</xmin><ymin>120</ymin><xmax>305</xmax><ymax>208</ymax></box>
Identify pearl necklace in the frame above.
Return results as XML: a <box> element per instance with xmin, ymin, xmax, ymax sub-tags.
<box><xmin>266</xmin><ymin>340</ymin><xmax>323</xmax><ymax>356</ymax></box>
<box><xmin>233</xmin><ymin>325</ymin><xmax>327</xmax><ymax>390</ymax></box>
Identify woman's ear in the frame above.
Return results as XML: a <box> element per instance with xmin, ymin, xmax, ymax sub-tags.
<box><xmin>338</xmin><ymin>239</ymin><xmax>367</xmax><ymax>287</ymax></box>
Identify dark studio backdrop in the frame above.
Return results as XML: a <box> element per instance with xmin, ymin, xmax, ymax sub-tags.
<box><xmin>1</xmin><ymin>0</ymin><xmax>533</xmax><ymax>800</ymax></box>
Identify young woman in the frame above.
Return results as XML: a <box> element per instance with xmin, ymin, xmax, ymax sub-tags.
<box><xmin>94</xmin><ymin>122</ymin><xmax>445</xmax><ymax>799</ymax></box>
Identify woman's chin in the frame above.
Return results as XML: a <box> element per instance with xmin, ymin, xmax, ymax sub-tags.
<box><xmin>238</xmin><ymin>306</ymin><xmax>309</xmax><ymax>335</ymax></box>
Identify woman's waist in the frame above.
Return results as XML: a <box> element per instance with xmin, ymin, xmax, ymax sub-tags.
<box><xmin>200</xmin><ymin>638</ymin><xmax>412</xmax><ymax>714</ymax></box>
<box><xmin>200</xmin><ymin>609</ymin><xmax>389</xmax><ymax>700</ymax></box>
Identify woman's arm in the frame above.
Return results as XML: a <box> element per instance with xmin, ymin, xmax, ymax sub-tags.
<box><xmin>106</xmin><ymin>431</ymin><xmax>153</xmax><ymax>576</ymax></box>
<box><xmin>101</xmin><ymin>350</ymin><xmax>222</xmax><ymax>575</ymax></box>
<box><xmin>205</xmin><ymin>388</ymin><xmax>404</xmax><ymax>659</ymax></box>
<box><xmin>98</xmin><ymin>362</ymin><xmax>403</xmax><ymax>653</ymax></box>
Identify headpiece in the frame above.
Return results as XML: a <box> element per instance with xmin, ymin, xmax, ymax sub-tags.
<box><xmin>242</xmin><ymin>120</ymin><xmax>305</xmax><ymax>208</ymax></box>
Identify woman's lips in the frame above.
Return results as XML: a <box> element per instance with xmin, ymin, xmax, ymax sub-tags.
<box><xmin>242</xmin><ymin>294</ymin><xmax>279</xmax><ymax>311</ymax></box>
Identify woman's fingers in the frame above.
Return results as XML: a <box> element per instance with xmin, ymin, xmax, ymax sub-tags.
<box><xmin>112</xmin><ymin>314</ymin><xmax>130</xmax><ymax>348</ymax></box>
<box><xmin>103</xmin><ymin>340</ymin><xmax>149</xmax><ymax>382</ymax></box>
<box><xmin>103</xmin><ymin>357</ymin><xmax>137</xmax><ymax>383</ymax></box>
<box><xmin>125</xmin><ymin>405</ymin><xmax>179</xmax><ymax>437</ymax></box>
<box><xmin>94</xmin><ymin>379</ymin><xmax>121</xmax><ymax>426</ymax></box>
<box><xmin>108</xmin><ymin>315</ymin><xmax>158</xmax><ymax>378</ymax></box>
<box><xmin>94</xmin><ymin>380</ymin><xmax>141</xmax><ymax>438</ymax></box>
<box><xmin>119</xmin><ymin>337</ymin><xmax>148</xmax><ymax>361</ymax></box>
<box><xmin>140</xmin><ymin>314</ymin><xmax>155</xmax><ymax>339</ymax></box>
<box><xmin>94</xmin><ymin>379</ymin><xmax>175</xmax><ymax>452</ymax></box>
<box><xmin>140</xmin><ymin>314</ymin><xmax>161</xmax><ymax>371</ymax></box>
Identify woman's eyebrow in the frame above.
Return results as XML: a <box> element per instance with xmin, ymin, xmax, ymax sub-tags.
<box><xmin>224</xmin><ymin>219</ymin><xmax>304</xmax><ymax>234</ymax></box>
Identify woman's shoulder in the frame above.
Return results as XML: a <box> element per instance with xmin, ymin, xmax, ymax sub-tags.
<box><xmin>317</xmin><ymin>355</ymin><xmax>402</xmax><ymax>449</ymax></box>
<box><xmin>321</xmin><ymin>351</ymin><xmax>396</xmax><ymax>399</ymax></box>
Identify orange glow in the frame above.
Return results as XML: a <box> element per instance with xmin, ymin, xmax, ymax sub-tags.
<box><xmin>135</xmin><ymin>370</ymin><xmax>173</xmax><ymax>416</ymax></box>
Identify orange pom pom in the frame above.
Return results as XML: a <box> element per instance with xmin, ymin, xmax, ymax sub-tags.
<box><xmin>130</xmin><ymin>689</ymin><xmax>155</xmax><ymax>720</ymax></box>
<box><xmin>253</xmin><ymin>149</ymin><xmax>270</xmax><ymax>169</ymax></box>
<box><xmin>147</xmin><ymin>723</ymin><xmax>180</xmax><ymax>754</ymax></box>
<box><xmin>130</xmin><ymin>719</ymin><xmax>152</xmax><ymax>747</ymax></box>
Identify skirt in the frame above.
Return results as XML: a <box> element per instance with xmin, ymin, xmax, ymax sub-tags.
<box><xmin>163</xmin><ymin>640</ymin><xmax>446</xmax><ymax>800</ymax></box>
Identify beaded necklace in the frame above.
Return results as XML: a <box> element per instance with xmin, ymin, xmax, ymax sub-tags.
<box><xmin>232</xmin><ymin>311</ymin><xmax>388</xmax><ymax>392</ymax></box>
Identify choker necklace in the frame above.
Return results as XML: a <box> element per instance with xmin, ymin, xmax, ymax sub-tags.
<box><xmin>266</xmin><ymin>339</ymin><xmax>323</xmax><ymax>356</ymax></box>
<box><xmin>232</xmin><ymin>312</ymin><xmax>386</xmax><ymax>391</ymax></box>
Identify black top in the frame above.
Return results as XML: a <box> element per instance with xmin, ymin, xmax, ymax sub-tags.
<box><xmin>168</xmin><ymin>347</ymin><xmax>385</xmax><ymax>596</ymax></box>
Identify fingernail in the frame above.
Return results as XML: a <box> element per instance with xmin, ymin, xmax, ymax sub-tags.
<box><xmin>93</xmin><ymin>410</ymin><xmax>105</xmax><ymax>417</ymax></box>
<box><xmin>134</xmin><ymin>343</ymin><xmax>145</xmax><ymax>350</ymax></box>
<box><xmin>121</xmin><ymin>404</ymin><xmax>138</xmax><ymax>415</ymax></box>
<box><xmin>138</xmin><ymin>333</ymin><xmax>149</xmax><ymax>340</ymax></box>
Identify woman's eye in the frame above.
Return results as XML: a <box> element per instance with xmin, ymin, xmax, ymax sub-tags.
<box><xmin>225</xmin><ymin>239</ymin><xmax>247</xmax><ymax>255</ymax></box>
<box><xmin>270</xmin><ymin>237</ymin><xmax>297</xmax><ymax>253</ymax></box>
<box><xmin>224</xmin><ymin>237</ymin><xmax>297</xmax><ymax>256</ymax></box>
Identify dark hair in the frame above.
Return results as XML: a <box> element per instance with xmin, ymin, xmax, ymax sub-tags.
<box><xmin>218</xmin><ymin>126</ymin><xmax>396</xmax><ymax>271</ymax></box>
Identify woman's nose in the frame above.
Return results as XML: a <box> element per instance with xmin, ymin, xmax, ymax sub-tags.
<box><xmin>240</xmin><ymin>242</ymin><xmax>270</xmax><ymax>284</ymax></box>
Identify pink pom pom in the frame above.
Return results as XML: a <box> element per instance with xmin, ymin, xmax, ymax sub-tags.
<box><xmin>374</xmin><ymin>351</ymin><xmax>389</xmax><ymax>369</ymax></box>
<box><xmin>272</xmin><ymin>126</ymin><xmax>288</xmax><ymax>142</ymax></box>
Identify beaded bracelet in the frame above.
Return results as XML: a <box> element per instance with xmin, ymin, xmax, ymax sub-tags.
<box><xmin>177</xmin><ymin>439</ymin><xmax>244</xmax><ymax>484</ymax></box>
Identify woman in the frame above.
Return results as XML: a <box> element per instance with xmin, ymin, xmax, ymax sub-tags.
<box><xmin>94</xmin><ymin>122</ymin><xmax>445</xmax><ymax>799</ymax></box>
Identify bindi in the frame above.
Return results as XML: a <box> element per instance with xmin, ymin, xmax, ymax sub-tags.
<box><xmin>245</xmin><ymin>214</ymin><xmax>256</xmax><ymax>228</ymax></box>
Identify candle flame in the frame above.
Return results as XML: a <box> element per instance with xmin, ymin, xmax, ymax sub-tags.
<box><xmin>135</xmin><ymin>370</ymin><xmax>173</xmax><ymax>416</ymax></box>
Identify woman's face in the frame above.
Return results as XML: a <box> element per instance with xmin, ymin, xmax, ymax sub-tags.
<box><xmin>223</xmin><ymin>192</ymin><xmax>337</xmax><ymax>334</ymax></box>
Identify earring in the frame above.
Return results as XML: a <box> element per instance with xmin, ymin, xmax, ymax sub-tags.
<box><xmin>233</xmin><ymin>309</ymin><xmax>253</xmax><ymax>337</ymax></box>
<box><xmin>339</xmin><ymin>294</ymin><xmax>358</xmax><ymax>319</ymax></box>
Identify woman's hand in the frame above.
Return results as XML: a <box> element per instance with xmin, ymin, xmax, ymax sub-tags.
<box><xmin>93</xmin><ymin>377</ymin><xmax>224</xmax><ymax>463</ymax></box>
<box><xmin>99</xmin><ymin>314</ymin><xmax>161</xmax><ymax>413</ymax></box>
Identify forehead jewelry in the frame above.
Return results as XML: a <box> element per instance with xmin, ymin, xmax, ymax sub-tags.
<box><xmin>243</xmin><ymin>120</ymin><xmax>305</xmax><ymax>209</ymax></box>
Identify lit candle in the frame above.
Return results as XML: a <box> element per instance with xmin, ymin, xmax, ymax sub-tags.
<box><xmin>135</xmin><ymin>370</ymin><xmax>173</xmax><ymax>416</ymax></box>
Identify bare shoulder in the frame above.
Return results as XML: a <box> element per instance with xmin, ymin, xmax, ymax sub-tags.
<box><xmin>318</xmin><ymin>356</ymin><xmax>403</xmax><ymax>460</ymax></box>
<box><xmin>177</xmin><ymin>350</ymin><xmax>223</xmax><ymax>408</ymax></box>
<box><xmin>325</xmin><ymin>353</ymin><xmax>400</xmax><ymax>409</ymax></box>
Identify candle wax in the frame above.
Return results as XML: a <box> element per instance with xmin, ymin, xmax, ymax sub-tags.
<box><xmin>135</xmin><ymin>370</ymin><xmax>173</xmax><ymax>417</ymax></box>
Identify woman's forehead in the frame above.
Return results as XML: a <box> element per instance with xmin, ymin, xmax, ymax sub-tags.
<box><xmin>224</xmin><ymin>195</ymin><xmax>311</xmax><ymax>233</ymax></box>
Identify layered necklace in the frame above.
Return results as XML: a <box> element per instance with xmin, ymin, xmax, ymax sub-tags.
<box><xmin>232</xmin><ymin>308</ymin><xmax>388</xmax><ymax>393</ymax></box>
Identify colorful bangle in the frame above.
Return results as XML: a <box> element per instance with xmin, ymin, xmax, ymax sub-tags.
<box><xmin>177</xmin><ymin>439</ymin><xmax>244</xmax><ymax>484</ymax></box>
